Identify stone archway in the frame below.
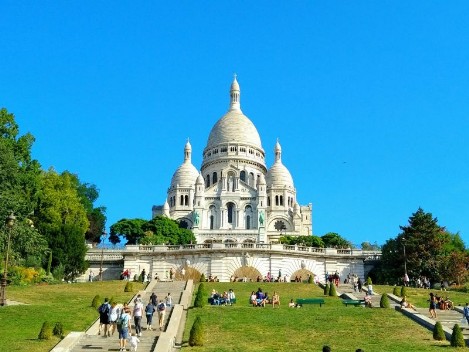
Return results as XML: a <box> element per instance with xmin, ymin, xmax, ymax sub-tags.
<box><xmin>232</xmin><ymin>266</ymin><xmax>262</xmax><ymax>282</ymax></box>
<box><xmin>173</xmin><ymin>266</ymin><xmax>202</xmax><ymax>282</ymax></box>
<box><xmin>290</xmin><ymin>269</ymin><xmax>315</xmax><ymax>283</ymax></box>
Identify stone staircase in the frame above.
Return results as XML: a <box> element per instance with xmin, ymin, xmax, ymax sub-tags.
<box><xmin>70</xmin><ymin>280</ymin><xmax>187</xmax><ymax>352</ymax></box>
<box><xmin>414</xmin><ymin>306</ymin><xmax>469</xmax><ymax>340</ymax></box>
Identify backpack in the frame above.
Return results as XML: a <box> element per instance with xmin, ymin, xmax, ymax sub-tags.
<box><xmin>116</xmin><ymin>313</ymin><xmax>127</xmax><ymax>328</ymax></box>
<box><xmin>98</xmin><ymin>303</ymin><xmax>110</xmax><ymax>315</ymax></box>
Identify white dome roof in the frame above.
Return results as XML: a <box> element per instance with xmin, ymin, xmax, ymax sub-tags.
<box><xmin>266</xmin><ymin>161</ymin><xmax>294</xmax><ymax>188</ymax></box>
<box><xmin>170</xmin><ymin>140</ymin><xmax>199</xmax><ymax>188</ymax></box>
<box><xmin>206</xmin><ymin>110</ymin><xmax>262</xmax><ymax>149</ymax></box>
<box><xmin>266</xmin><ymin>140</ymin><xmax>294</xmax><ymax>188</ymax></box>
<box><xmin>171</xmin><ymin>161</ymin><xmax>199</xmax><ymax>188</ymax></box>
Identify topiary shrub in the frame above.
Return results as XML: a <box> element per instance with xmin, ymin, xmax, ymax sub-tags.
<box><xmin>124</xmin><ymin>281</ymin><xmax>134</xmax><ymax>292</ymax></box>
<box><xmin>380</xmin><ymin>294</ymin><xmax>390</xmax><ymax>308</ymax></box>
<box><xmin>366</xmin><ymin>276</ymin><xmax>372</xmax><ymax>285</ymax></box>
<box><xmin>329</xmin><ymin>283</ymin><xmax>337</xmax><ymax>297</ymax></box>
<box><xmin>433</xmin><ymin>321</ymin><xmax>445</xmax><ymax>341</ymax></box>
<box><xmin>189</xmin><ymin>316</ymin><xmax>204</xmax><ymax>346</ymax></box>
<box><xmin>91</xmin><ymin>295</ymin><xmax>101</xmax><ymax>308</ymax></box>
<box><xmin>194</xmin><ymin>286</ymin><xmax>205</xmax><ymax>308</ymax></box>
<box><xmin>400</xmin><ymin>286</ymin><xmax>407</xmax><ymax>298</ymax></box>
<box><xmin>324</xmin><ymin>283</ymin><xmax>329</xmax><ymax>296</ymax></box>
<box><xmin>308</xmin><ymin>275</ymin><xmax>313</xmax><ymax>284</ymax></box>
<box><xmin>38</xmin><ymin>321</ymin><xmax>52</xmax><ymax>340</ymax></box>
<box><xmin>451</xmin><ymin>324</ymin><xmax>465</xmax><ymax>347</ymax></box>
<box><xmin>200</xmin><ymin>273</ymin><xmax>206</xmax><ymax>283</ymax></box>
<box><xmin>53</xmin><ymin>322</ymin><xmax>64</xmax><ymax>338</ymax></box>
<box><xmin>133</xmin><ymin>274</ymin><xmax>139</xmax><ymax>282</ymax></box>
<box><xmin>392</xmin><ymin>286</ymin><xmax>399</xmax><ymax>296</ymax></box>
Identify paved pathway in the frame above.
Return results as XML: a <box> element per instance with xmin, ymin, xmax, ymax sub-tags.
<box><xmin>70</xmin><ymin>280</ymin><xmax>187</xmax><ymax>352</ymax></box>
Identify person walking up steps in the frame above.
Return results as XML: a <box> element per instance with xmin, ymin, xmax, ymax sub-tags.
<box><xmin>133</xmin><ymin>297</ymin><xmax>144</xmax><ymax>337</ymax></box>
<box><xmin>145</xmin><ymin>300</ymin><xmax>155</xmax><ymax>330</ymax></box>
<box><xmin>157</xmin><ymin>300</ymin><xmax>166</xmax><ymax>331</ymax></box>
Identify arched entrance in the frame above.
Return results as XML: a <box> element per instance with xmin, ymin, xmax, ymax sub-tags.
<box><xmin>232</xmin><ymin>266</ymin><xmax>262</xmax><ymax>282</ymax></box>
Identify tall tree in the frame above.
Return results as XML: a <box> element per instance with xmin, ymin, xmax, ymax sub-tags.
<box><xmin>141</xmin><ymin>216</ymin><xmax>196</xmax><ymax>245</ymax></box>
<box><xmin>379</xmin><ymin>208</ymin><xmax>466</xmax><ymax>284</ymax></box>
<box><xmin>77</xmin><ymin>182</ymin><xmax>106</xmax><ymax>244</ymax></box>
<box><xmin>34</xmin><ymin>169</ymin><xmax>89</xmax><ymax>279</ymax></box>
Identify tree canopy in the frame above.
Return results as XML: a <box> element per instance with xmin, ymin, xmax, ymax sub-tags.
<box><xmin>377</xmin><ymin>208</ymin><xmax>468</xmax><ymax>285</ymax></box>
<box><xmin>110</xmin><ymin>216</ymin><xmax>196</xmax><ymax>245</ymax></box>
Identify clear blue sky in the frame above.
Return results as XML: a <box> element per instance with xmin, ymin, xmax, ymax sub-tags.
<box><xmin>1</xmin><ymin>2</ymin><xmax>468</xmax><ymax>247</ymax></box>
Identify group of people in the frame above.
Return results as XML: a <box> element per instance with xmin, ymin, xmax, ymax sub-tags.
<box><xmin>249</xmin><ymin>288</ymin><xmax>280</xmax><ymax>307</ymax></box>
<box><xmin>209</xmin><ymin>289</ymin><xmax>236</xmax><ymax>305</ymax></box>
<box><xmin>96</xmin><ymin>292</ymin><xmax>173</xmax><ymax>351</ymax></box>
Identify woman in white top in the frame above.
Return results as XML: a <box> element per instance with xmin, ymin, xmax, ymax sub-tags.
<box><xmin>109</xmin><ymin>302</ymin><xmax>121</xmax><ymax>336</ymax></box>
<box><xmin>165</xmin><ymin>293</ymin><xmax>173</xmax><ymax>308</ymax></box>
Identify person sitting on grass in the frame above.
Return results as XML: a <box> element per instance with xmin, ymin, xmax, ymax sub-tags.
<box><xmin>272</xmin><ymin>291</ymin><xmax>280</xmax><ymax>308</ymax></box>
<box><xmin>364</xmin><ymin>293</ymin><xmax>372</xmax><ymax>308</ymax></box>
<box><xmin>256</xmin><ymin>288</ymin><xmax>266</xmax><ymax>307</ymax></box>
<box><xmin>400</xmin><ymin>296</ymin><xmax>417</xmax><ymax>311</ymax></box>
<box><xmin>288</xmin><ymin>299</ymin><xmax>296</xmax><ymax>308</ymax></box>
<box><xmin>250</xmin><ymin>291</ymin><xmax>257</xmax><ymax>307</ymax></box>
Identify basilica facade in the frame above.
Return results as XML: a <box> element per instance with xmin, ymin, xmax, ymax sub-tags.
<box><xmin>152</xmin><ymin>77</ymin><xmax>312</xmax><ymax>244</ymax></box>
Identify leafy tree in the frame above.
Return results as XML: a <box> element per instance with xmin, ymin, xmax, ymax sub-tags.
<box><xmin>77</xmin><ymin>183</ymin><xmax>107</xmax><ymax>244</ymax></box>
<box><xmin>279</xmin><ymin>235</ymin><xmax>324</xmax><ymax>247</ymax></box>
<box><xmin>361</xmin><ymin>241</ymin><xmax>381</xmax><ymax>251</ymax></box>
<box><xmin>34</xmin><ymin>169</ymin><xmax>89</xmax><ymax>279</ymax></box>
<box><xmin>379</xmin><ymin>208</ymin><xmax>466</xmax><ymax>284</ymax></box>
<box><xmin>141</xmin><ymin>216</ymin><xmax>196</xmax><ymax>245</ymax></box>
<box><xmin>109</xmin><ymin>218</ymin><xmax>147</xmax><ymax>245</ymax></box>
<box><xmin>321</xmin><ymin>232</ymin><xmax>352</xmax><ymax>248</ymax></box>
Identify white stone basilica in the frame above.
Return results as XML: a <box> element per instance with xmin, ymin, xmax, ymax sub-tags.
<box><xmin>152</xmin><ymin>76</ymin><xmax>312</xmax><ymax>244</ymax></box>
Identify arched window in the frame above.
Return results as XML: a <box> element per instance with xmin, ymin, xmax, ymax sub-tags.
<box><xmin>280</xmin><ymin>195</ymin><xmax>284</xmax><ymax>206</ymax></box>
<box><xmin>212</xmin><ymin>172</ymin><xmax>218</xmax><ymax>184</ymax></box>
<box><xmin>210</xmin><ymin>215</ymin><xmax>214</xmax><ymax>229</ymax></box>
<box><xmin>245</xmin><ymin>205</ymin><xmax>252</xmax><ymax>230</ymax></box>
<box><xmin>267</xmin><ymin>196</ymin><xmax>271</xmax><ymax>206</ymax></box>
<box><xmin>275</xmin><ymin>195</ymin><xmax>279</xmax><ymax>206</ymax></box>
<box><xmin>206</xmin><ymin>174</ymin><xmax>210</xmax><ymax>188</ymax></box>
<box><xmin>180</xmin><ymin>195</ymin><xmax>184</xmax><ymax>206</ymax></box>
<box><xmin>246</xmin><ymin>215</ymin><xmax>251</xmax><ymax>229</ymax></box>
<box><xmin>184</xmin><ymin>195</ymin><xmax>189</xmax><ymax>206</ymax></box>
<box><xmin>240</xmin><ymin>171</ymin><xmax>246</xmax><ymax>182</ymax></box>
<box><xmin>227</xmin><ymin>202</ymin><xmax>234</xmax><ymax>224</ymax></box>
<box><xmin>249</xmin><ymin>172</ymin><xmax>254</xmax><ymax>186</ymax></box>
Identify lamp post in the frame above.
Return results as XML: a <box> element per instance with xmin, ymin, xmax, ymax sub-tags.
<box><xmin>99</xmin><ymin>231</ymin><xmax>107</xmax><ymax>281</ymax></box>
<box><xmin>402</xmin><ymin>237</ymin><xmax>408</xmax><ymax>286</ymax></box>
<box><xmin>1</xmin><ymin>213</ymin><xmax>16</xmax><ymax>306</ymax></box>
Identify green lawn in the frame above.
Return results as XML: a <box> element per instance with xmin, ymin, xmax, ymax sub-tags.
<box><xmin>0</xmin><ymin>281</ymin><xmax>145</xmax><ymax>352</ymax></box>
<box><xmin>182</xmin><ymin>283</ymin><xmax>459</xmax><ymax>352</ymax></box>
<box><xmin>375</xmin><ymin>284</ymin><xmax>469</xmax><ymax>308</ymax></box>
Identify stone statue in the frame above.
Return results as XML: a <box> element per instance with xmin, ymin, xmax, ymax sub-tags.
<box><xmin>258</xmin><ymin>210</ymin><xmax>264</xmax><ymax>226</ymax></box>
<box><xmin>193</xmin><ymin>211</ymin><xmax>200</xmax><ymax>226</ymax></box>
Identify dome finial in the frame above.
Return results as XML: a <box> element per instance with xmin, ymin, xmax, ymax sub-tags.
<box><xmin>184</xmin><ymin>139</ymin><xmax>192</xmax><ymax>162</ymax></box>
<box><xmin>229</xmin><ymin>74</ymin><xmax>241</xmax><ymax>112</ymax></box>
<box><xmin>274</xmin><ymin>139</ymin><xmax>282</xmax><ymax>162</ymax></box>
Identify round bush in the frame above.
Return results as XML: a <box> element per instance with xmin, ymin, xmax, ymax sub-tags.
<box><xmin>400</xmin><ymin>286</ymin><xmax>407</xmax><ymax>297</ymax></box>
<box><xmin>189</xmin><ymin>316</ymin><xmax>204</xmax><ymax>346</ymax></box>
<box><xmin>392</xmin><ymin>286</ymin><xmax>399</xmax><ymax>296</ymax></box>
<box><xmin>380</xmin><ymin>294</ymin><xmax>390</xmax><ymax>308</ymax></box>
<box><xmin>329</xmin><ymin>283</ymin><xmax>337</xmax><ymax>297</ymax></box>
<box><xmin>451</xmin><ymin>324</ymin><xmax>465</xmax><ymax>347</ymax></box>
<box><xmin>194</xmin><ymin>284</ymin><xmax>205</xmax><ymax>308</ymax></box>
<box><xmin>38</xmin><ymin>321</ymin><xmax>52</xmax><ymax>340</ymax></box>
<box><xmin>433</xmin><ymin>321</ymin><xmax>445</xmax><ymax>341</ymax></box>
<box><xmin>91</xmin><ymin>295</ymin><xmax>101</xmax><ymax>308</ymax></box>
<box><xmin>324</xmin><ymin>283</ymin><xmax>329</xmax><ymax>296</ymax></box>
<box><xmin>124</xmin><ymin>281</ymin><xmax>134</xmax><ymax>292</ymax></box>
<box><xmin>53</xmin><ymin>322</ymin><xmax>64</xmax><ymax>337</ymax></box>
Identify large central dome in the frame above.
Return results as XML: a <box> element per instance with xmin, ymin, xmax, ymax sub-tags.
<box><xmin>205</xmin><ymin>76</ymin><xmax>263</xmax><ymax>150</ymax></box>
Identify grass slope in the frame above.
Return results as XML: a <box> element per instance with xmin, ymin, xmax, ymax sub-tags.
<box><xmin>0</xmin><ymin>281</ymin><xmax>144</xmax><ymax>352</ymax></box>
<box><xmin>183</xmin><ymin>283</ymin><xmax>455</xmax><ymax>352</ymax></box>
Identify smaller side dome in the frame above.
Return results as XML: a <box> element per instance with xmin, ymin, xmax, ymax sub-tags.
<box><xmin>266</xmin><ymin>140</ymin><xmax>294</xmax><ymax>188</ymax></box>
<box><xmin>170</xmin><ymin>141</ymin><xmax>199</xmax><ymax>188</ymax></box>
<box><xmin>196</xmin><ymin>172</ymin><xmax>204</xmax><ymax>185</ymax></box>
